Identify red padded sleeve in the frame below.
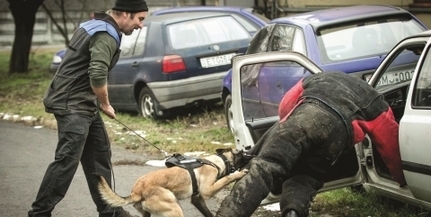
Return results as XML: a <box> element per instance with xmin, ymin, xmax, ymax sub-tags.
<box><xmin>278</xmin><ymin>79</ymin><xmax>305</xmax><ymax>122</ymax></box>
<box><xmin>352</xmin><ymin>108</ymin><xmax>406</xmax><ymax>186</ymax></box>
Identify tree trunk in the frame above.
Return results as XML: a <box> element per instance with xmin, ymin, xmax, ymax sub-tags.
<box><xmin>7</xmin><ymin>0</ymin><xmax>44</xmax><ymax>73</ymax></box>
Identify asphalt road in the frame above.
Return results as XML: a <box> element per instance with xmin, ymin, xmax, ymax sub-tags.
<box><xmin>0</xmin><ymin>120</ymin><xmax>226</xmax><ymax>217</ymax></box>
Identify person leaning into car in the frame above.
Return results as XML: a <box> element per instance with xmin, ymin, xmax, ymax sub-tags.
<box><xmin>216</xmin><ymin>72</ymin><xmax>407</xmax><ymax>217</ymax></box>
<box><xmin>27</xmin><ymin>1</ymin><xmax>148</xmax><ymax>217</ymax></box>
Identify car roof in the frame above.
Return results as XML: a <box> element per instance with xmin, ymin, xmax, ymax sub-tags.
<box><xmin>151</xmin><ymin>6</ymin><xmax>269</xmax><ymax>26</ymax></box>
<box><xmin>152</xmin><ymin>6</ymin><xmax>252</xmax><ymax>15</ymax></box>
<box><xmin>145</xmin><ymin>11</ymin><xmax>234</xmax><ymax>24</ymax></box>
<box><xmin>271</xmin><ymin>5</ymin><xmax>417</xmax><ymax>29</ymax></box>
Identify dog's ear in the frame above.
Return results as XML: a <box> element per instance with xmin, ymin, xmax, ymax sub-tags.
<box><xmin>215</xmin><ymin>148</ymin><xmax>232</xmax><ymax>155</ymax></box>
<box><xmin>242</xmin><ymin>152</ymin><xmax>255</xmax><ymax>161</ymax></box>
<box><xmin>233</xmin><ymin>149</ymin><xmax>255</xmax><ymax>169</ymax></box>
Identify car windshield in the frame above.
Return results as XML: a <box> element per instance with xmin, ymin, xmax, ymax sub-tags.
<box><xmin>317</xmin><ymin>17</ymin><xmax>424</xmax><ymax>63</ymax></box>
<box><xmin>168</xmin><ymin>16</ymin><xmax>251</xmax><ymax>50</ymax></box>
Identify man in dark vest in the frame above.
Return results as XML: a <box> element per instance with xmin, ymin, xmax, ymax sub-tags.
<box><xmin>216</xmin><ymin>72</ymin><xmax>406</xmax><ymax>217</ymax></box>
<box><xmin>28</xmin><ymin>1</ymin><xmax>148</xmax><ymax>216</ymax></box>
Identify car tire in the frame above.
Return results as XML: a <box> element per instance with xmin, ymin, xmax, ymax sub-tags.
<box><xmin>224</xmin><ymin>94</ymin><xmax>234</xmax><ymax>134</ymax></box>
<box><xmin>138</xmin><ymin>87</ymin><xmax>161</xmax><ymax>119</ymax></box>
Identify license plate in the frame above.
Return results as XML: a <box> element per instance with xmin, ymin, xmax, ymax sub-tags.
<box><xmin>376</xmin><ymin>69</ymin><xmax>415</xmax><ymax>87</ymax></box>
<box><xmin>200</xmin><ymin>53</ymin><xmax>236</xmax><ymax>68</ymax></box>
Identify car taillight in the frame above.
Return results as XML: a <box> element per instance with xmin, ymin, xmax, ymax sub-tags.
<box><xmin>162</xmin><ymin>55</ymin><xmax>186</xmax><ymax>73</ymax></box>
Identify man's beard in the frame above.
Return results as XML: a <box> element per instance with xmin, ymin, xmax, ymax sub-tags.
<box><xmin>124</xmin><ymin>29</ymin><xmax>134</xmax><ymax>35</ymax></box>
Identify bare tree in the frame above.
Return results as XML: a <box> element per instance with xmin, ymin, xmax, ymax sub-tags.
<box><xmin>42</xmin><ymin>0</ymin><xmax>92</xmax><ymax>46</ymax></box>
<box><xmin>7</xmin><ymin>0</ymin><xmax>44</xmax><ymax>73</ymax></box>
<box><xmin>42</xmin><ymin>1</ymin><xmax>70</xmax><ymax>46</ymax></box>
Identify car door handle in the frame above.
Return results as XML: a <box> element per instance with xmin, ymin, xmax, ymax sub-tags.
<box><xmin>391</xmin><ymin>99</ymin><xmax>404</xmax><ymax>106</ymax></box>
<box><xmin>131</xmin><ymin>62</ymin><xmax>139</xmax><ymax>67</ymax></box>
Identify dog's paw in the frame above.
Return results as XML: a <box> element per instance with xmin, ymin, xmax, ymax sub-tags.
<box><xmin>241</xmin><ymin>169</ymin><xmax>249</xmax><ymax>174</ymax></box>
<box><xmin>231</xmin><ymin>169</ymin><xmax>248</xmax><ymax>178</ymax></box>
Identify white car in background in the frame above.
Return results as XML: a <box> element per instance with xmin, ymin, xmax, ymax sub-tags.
<box><xmin>229</xmin><ymin>30</ymin><xmax>431</xmax><ymax>209</ymax></box>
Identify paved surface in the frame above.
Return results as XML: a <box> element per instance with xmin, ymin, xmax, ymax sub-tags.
<box><xmin>0</xmin><ymin>120</ymin><xmax>227</xmax><ymax>217</ymax></box>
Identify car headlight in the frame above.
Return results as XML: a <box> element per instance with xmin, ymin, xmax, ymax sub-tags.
<box><xmin>52</xmin><ymin>55</ymin><xmax>62</xmax><ymax>64</ymax></box>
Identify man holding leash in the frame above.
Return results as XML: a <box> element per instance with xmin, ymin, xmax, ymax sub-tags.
<box><xmin>28</xmin><ymin>1</ymin><xmax>148</xmax><ymax>216</ymax></box>
<box><xmin>215</xmin><ymin>72</ymin><xmax>406</xmax><ymax>217</ymax></box>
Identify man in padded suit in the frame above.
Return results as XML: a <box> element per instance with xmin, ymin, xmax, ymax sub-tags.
<box><xmin>216</xmin><ymin>72</ymin><xmax>406</xmax><ymax>217</ymax></box>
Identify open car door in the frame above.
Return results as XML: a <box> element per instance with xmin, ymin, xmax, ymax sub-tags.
<box><xmin>230</xmin><ymin>51</ymin><xmax>364</xmax><ymax>205</ymax></box>
<box><xmin>367</xmin><ymin>32</ymin><xmax>431</xmax><ymax>209</ymax></box>
<box><xmin>399</xmin><ymin>38</ymin><xmax>431</xmax><ymax>205</ymax></box>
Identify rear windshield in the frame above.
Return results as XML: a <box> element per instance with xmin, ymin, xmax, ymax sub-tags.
<box><xmin>317</xmin><ymin>16</ymin><xmax>425</xmax><ymax>63</ymax></box>
<box><xmin>168</xmin><ymin>16</ymin><xmax>251</xmax><ymax>50</ymax></box>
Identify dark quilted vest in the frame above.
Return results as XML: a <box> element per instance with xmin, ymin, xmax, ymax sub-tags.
<box><xmin>43</xmin><ymin>12</ymin><xmax>121</xmax><ymax>115</ymax></box>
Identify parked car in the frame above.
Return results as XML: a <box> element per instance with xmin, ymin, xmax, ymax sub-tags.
<box><xmin>221</xmin><ymin>5</ymin><xmax>428</xmax><ymax>133</ymax></box>
<box><xmin>49</xmin><ymin>7</ymin><xmax>268</xmax><ymax>118</ymax></box>
<box><xmin>151</xmin><ymin>6</ymin><xmax>269</xmax><ymax>35</ymax></box>
<box><xmin>49</xmin><ymin>49</ymin><xmax>66</xmax><ymax>73</ymax></box>
<box><xmin>48</xmin><ymin>6</ymin><xmax>269</xmax><ymax>74</ymax></box>
<box><xmin>229</xmin><ymin>29</ymin><xmax>431</xmax><ymax>210</ymax></box>
<box><xmin>111</xmin><ymin>11</ymin><xmax>268</xmax><ymax>118</ymax></box>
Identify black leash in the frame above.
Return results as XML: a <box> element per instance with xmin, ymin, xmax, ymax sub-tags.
<box><xmin>114</xmin><ymin>118</ymin><xmax>170</xmax><ymax>157</ymax></box>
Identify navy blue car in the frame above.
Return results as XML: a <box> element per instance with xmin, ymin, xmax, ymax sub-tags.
<box><xmin>49</xmin><ymin>7</ymin><xmax>269</xmax><ymax>118</ymax></box>
<box><xmin>221</xmin><ymin>5</ymin><xmax>428</xmax><ymax>132</ymax></box>
<box><xmin>49</xmin><ymin>49</ymin><xmax>66</xmax><ymax>73</ymax></box>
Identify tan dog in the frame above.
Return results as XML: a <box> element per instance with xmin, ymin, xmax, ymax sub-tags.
<box><xmin>98</xmin><ymin>148</ymin><xmax>252</xmax><ymax>217</ymax></box>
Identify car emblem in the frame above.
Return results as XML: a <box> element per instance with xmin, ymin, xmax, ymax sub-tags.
<box><xmin>213</xmin><ymin>45</ymin><xmax>220</xmax><ymax>51</ymax></box>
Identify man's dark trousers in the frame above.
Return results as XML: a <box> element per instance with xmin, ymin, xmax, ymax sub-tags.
<box><xmin>28</xmin><ymin>112</ymin><xmax>119</xmax><ymax>217</ymax></box>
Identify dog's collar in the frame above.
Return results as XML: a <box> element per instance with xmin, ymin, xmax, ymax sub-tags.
<box><xmin>217</xmin><ymin>153</ymin><xmax>234</xmax><ymax>178</ymax></box>
<box><xmin>201</xmin><ymin>154</ymin><xmax>233</xmax><ymax>179</ymax></box>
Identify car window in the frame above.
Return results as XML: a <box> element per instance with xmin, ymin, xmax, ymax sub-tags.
<box><xmin>269</xmin><ymin>25</ymin><xmax>295</xmax><ymax>52</ymax></box>
<box><xmin>151</xmin><ymin>10</ymin><xmax>268</xmax><ymax>35</ymax></box>
<box><xmin>412</xmin><ymin>45</ymin><xmax>431</xmax><ymax>107</ymax></box>
<box><xmin>133</xmin><ymin>26</ymin><xmax>147</xmax><ymax>55</ymax></box>
<box><xmin>246</xmin><ymin>24</ymin><xmax>275</xmax><ymax>54</ymax></box>
<box><xmin>240</xmin><ymin>60</ymin><xmax>314</xmax><ymax>120</ymax></box>
<box><xmin>168</xmin><ymin>16</ymin><xmax>250</xmax><ymax>50</ymax></box>
<box><xmin>292</xmin><ymin>29</ymin><xmax>306</xmax><ymax>55</ymax></box>
<box><xmin>318</xmin><ymin>16</ymin><xmax>425</xmax><ymax>63</ymax></box>
<box><xmin>119</xmin><ymin>28</ymin><xmax>142</xmax><ymax>57</ymax></box>
<box><xmin>372</xmin><ymin>44</ymin><xmax>424</xmax><ymax>89</ymax></box>
<box><xmin>269</xmin><ymin>25</ymin><xmax>306</xmax><ymax>55</ymax></box>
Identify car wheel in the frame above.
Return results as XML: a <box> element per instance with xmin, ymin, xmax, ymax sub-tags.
<box><xmin>224</xmin><ymin>94</ymin><xmax>234</xmax><ymax>134</ymax></box>
<box><xmin>138</xmin><ymin>87</ymin><xmax>159</xmax><ymax>119</ymax></box>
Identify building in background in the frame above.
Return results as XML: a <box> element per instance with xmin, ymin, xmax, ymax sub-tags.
<box><xmin>0</xmin><ymin>0</ymin><xmax>429</xmax><ymax>46</ymax></box>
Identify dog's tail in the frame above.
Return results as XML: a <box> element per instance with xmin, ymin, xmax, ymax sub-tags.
<box><xmin>97</xmin><ymin>175</ymin><xmax>140</xmax><ymax>207</ymax></box>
